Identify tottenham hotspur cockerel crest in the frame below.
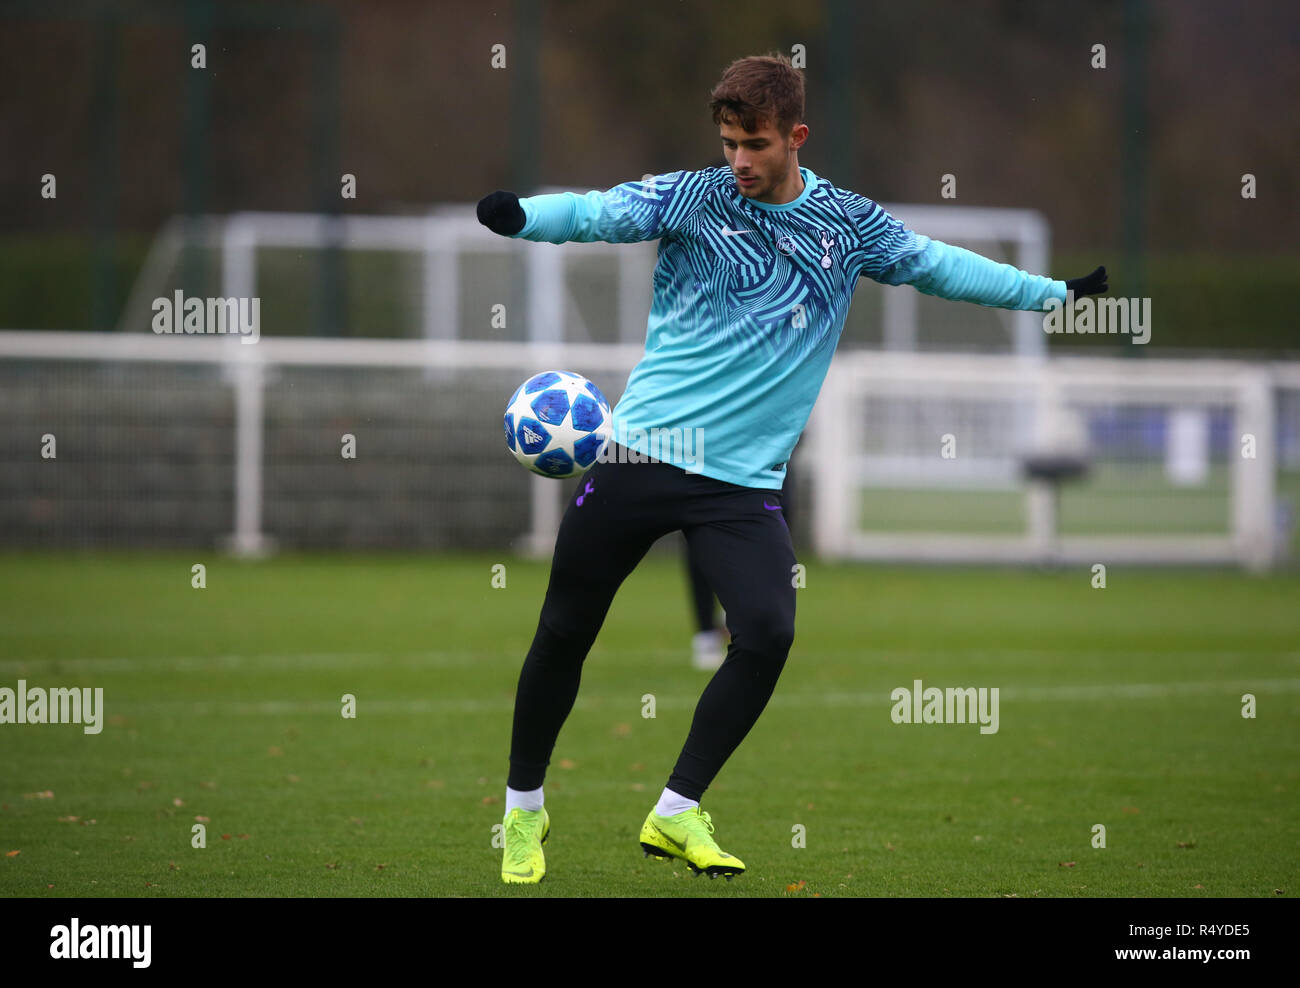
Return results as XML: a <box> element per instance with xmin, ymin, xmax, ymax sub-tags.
<box><xmin>818</xmin><ymin>230</ymin><xmax>837</xmax><ymax>269</ymax></box>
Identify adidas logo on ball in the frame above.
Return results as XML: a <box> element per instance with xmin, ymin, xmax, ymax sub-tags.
<box><xmin>504</xmin><ymin>370</ymin><xmax>613</xmax><ymax>479</ymax></box>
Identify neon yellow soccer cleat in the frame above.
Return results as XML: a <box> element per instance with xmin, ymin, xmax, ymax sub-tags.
<box><xmin>501</xmin><ymin>806</ymin><xmax>550</xmax><ymax>885</ymax></box>
<box><xmin>639</xmin><ymin>806</ymin><xmax>745</xmax><ymax>880</ymax></box>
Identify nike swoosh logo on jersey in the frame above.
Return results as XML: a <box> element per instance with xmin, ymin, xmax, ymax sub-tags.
<box><xmin>763</xmin><ymin>501</ymin><xmax>782</xmax><ymax>511</ymax></box>
<box><xmin>720</xmin><ymin>227</ymin><xmax>755</xmax><ymax>236</ymax></box>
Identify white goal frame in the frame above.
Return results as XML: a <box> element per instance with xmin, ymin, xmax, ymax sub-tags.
<box><xmin>119</xmin><ymin>203</ymin><xmax>1052</xmax><ymax>354</ymax></box>
<box><xmin>808</xmin><ymin>350</ymin><xmax>1284</xmax><ymax>570</ymax></box>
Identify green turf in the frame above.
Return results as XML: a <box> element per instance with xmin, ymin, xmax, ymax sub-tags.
<box><xmin>1</xmin><ymin>553</ymin><xmax>1296</xmax><ymax>898</ymax></box>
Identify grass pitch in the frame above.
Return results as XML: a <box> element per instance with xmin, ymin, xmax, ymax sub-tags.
<box><xmin>1</xmin><ymin>552</ymin><xmax>1296</xmax><ymax>898</ymax></box>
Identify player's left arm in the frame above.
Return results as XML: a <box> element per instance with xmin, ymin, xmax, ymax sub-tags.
<box><xmin>855</xmin><ymin>205</ymin><xmax>1106</xmax><ymax>310</ymax></box>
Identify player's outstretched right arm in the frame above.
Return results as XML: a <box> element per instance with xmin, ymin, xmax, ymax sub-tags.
<box><xmin>476</xmin><ymin>171</ymin><xmax>709</xmax><ymax>246</ymax></box>
<box><xmin>477</xmin><ymin>190</ymin><xmax>526</xmax><ymax>236</ymax></box>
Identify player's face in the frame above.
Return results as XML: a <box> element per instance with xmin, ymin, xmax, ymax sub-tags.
<box><xmin>720</xmin><ymin>117</ymin><xmax>807</xmax><ymax>203</ymax></box>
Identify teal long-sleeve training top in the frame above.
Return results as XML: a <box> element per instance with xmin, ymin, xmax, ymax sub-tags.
<box><xmin>510</xmin><ymin>165</ymin><xmax>1065</xmax><ymax>489</ymax></box>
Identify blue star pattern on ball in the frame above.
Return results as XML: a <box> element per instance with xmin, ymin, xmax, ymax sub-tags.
<box><xmin>505</xmin><ymin>371</ymin><xmax>613</xmax><ymax>479</ymax></box>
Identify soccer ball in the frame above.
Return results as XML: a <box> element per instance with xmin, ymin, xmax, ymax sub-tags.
<box><xmin>504</xmin><ymin>370</ymin><xmax>613</xmax><ymax>478</ymax></box>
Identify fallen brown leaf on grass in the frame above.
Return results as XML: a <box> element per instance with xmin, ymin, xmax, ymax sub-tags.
<box><xmin>267</xmin><ymin>746</ymin><xmax>283</xmax><ymax>757</ymax></box>
<box><xmin>199</xmin><ymin>781</ymin><xmax>217</xmax><ymax>790</ymax></box>
<box><xmin>194</xmin><ymin>815</ymin><xmax>209</xmax><ymax>823</ymax></box>
<box><xmin>5</xmin><ymin>850</ymin><xmax>19</xmax><ymax>857</ymax></box>
<box><xmin>558</xmin><ymin>759</ymin><xmax>577</xmax><ymax>770</ymax></box>
<box><xmin>172</xmin><ymin>798</ymin><xmax>184</xmax><ymax>807</ymax></box>
<box><xmin>238</xmin><ymin>834</ymin><xmax>249</xmax><ymax>839</ymax></box>
<box><xmin>221</xmin><ymin>834</ymin><xmax>232</xmax><ymax>840</ymax></box>
<box><xmin>1059</xmin><ymin>862</ymin><xmax>1077</xmax><ymax>868</ymax></box>
<box><xmin>23</xmin><ymin>791</ymin><xmax>54</xmax><ymax>800</ymax></box>
<box><xmin>325</xmin><ymin>862</ymin><xmax>339</xmax><ymax>870</ymax></box>
<box><xmin>785</xmin><ymin>880</ymin><xmax>806</xmax><ymax>892</ymax></box>
<box><xmin>481</xmin><ymin>796</ymin><xmax>499</xmax><ymax>805</ymax></box>
<box><xmin>57</xmin><ymin>816</ymin><xmax>78</xmax><ymax>823</ymax></box>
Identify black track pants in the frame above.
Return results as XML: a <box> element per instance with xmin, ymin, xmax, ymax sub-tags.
<box><xmin>507</xmin><ymin>447</ymin><xmax>797</xmax><ymax>801</ymax></box>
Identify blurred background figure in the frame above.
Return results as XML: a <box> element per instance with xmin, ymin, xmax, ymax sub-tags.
<box><xmin>687</xmin><ymin>464</ymin><xmax>797</xmax><ymax>670</ymax></box>
<box><xmin>685</xmin><ymin>537</ymin><xmax>727</xmax><ymax>670</ymax></box>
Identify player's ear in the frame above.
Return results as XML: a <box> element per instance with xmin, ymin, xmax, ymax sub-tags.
<box><xmin>790</xmin><ymin>123</ymin><xmax>809</xmax><ymax>150</ymax></box>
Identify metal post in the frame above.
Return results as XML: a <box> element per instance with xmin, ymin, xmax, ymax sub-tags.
<box><xmin>221</xmin><ymin>216</ymin><xmax>272</xmax><ymax>556</ymax></box>
<box><xmin>90</xmin><ymin>4</ymin><xmax>121</xmax><ymax>332</ymax></box>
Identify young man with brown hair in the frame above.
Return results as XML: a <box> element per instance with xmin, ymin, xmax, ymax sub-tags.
<box><xmin>479</xmin><ymin>53</ymin><xmax>1106</xmax><ymax>884</ymax></box>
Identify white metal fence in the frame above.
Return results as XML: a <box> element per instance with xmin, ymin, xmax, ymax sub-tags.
<box><xmin>2</xmin><ymin>331</ymin><xmax>1297</xmax><ymax>568</ymax></box>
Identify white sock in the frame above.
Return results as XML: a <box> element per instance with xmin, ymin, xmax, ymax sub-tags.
<box><xmin>505</xmin><ymin>785</ymin><xmax>543</xmax><ymax>814</ymax></box>
<box><xmin>654</xmin><ymin>787</ymin><xmax>698</xmax><ymax>818</ymax></box>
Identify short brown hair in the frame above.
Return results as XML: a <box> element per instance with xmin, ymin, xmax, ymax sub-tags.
<box><xmin>709</xmin><ymin>53</ymin><xmax>805</xmax><ymax>136</ymax></box>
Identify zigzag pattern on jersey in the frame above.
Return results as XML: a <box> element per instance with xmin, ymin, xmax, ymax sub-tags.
<box><xmin>600</xmin><ymin>169</ymin><xmax>718</xmax><ymax>242</ymax></box>
<box><xmin>676</xmin><ymin>174</ymin><xmax>865</xmax><ymax>360</ymax></box>
<box><xmin>837</xmin><ymin>188</ymin><xmax>927</xmax><ymax>279</ymax></box>
<box><xmin>653</xmin><ymin>240</ymin><xmax>733</xmax><ymax>338</ymax></box>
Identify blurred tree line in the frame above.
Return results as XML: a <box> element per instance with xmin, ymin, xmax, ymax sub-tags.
<box><xmin>0</xmin><ymin>0</ymin><xmax>1294</xmax><ymax>349</ymax></box>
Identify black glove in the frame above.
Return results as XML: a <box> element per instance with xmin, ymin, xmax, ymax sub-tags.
<box><xmin>1065</xmin><ymin>265</ymin><xmax>1108</xmax><ymax>297</ymax></box>
<box><xmin>477</xmin><ymin>190</ymin><xmax>525</xmax><ymax>236</ymax></box>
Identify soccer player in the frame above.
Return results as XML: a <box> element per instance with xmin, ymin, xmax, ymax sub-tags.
<box><xmin>684</xmin><ymin>535</ymin><xmax>728</xmax><ymax>671</ymax></box>
<box><xmin>479</xmin><ymin>53</ymin><xmax>1106</xmax><ymax>884</ymax></box>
